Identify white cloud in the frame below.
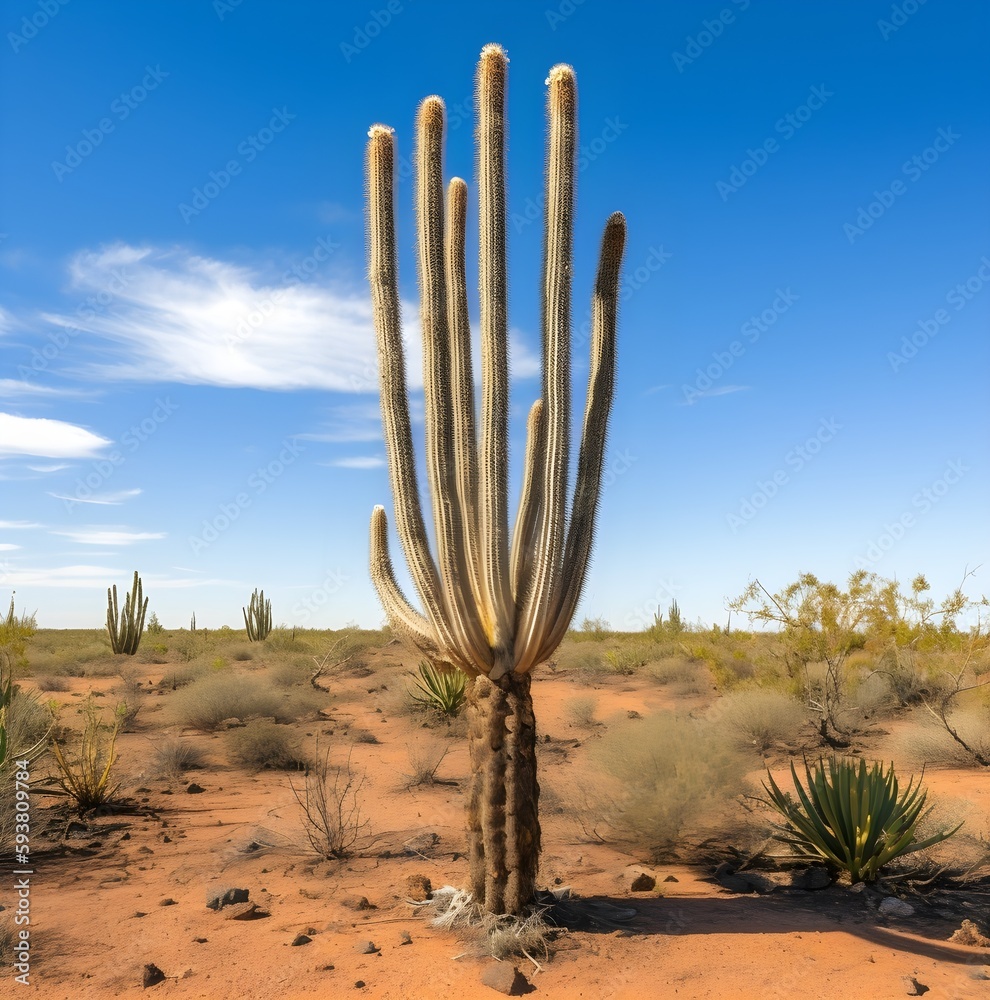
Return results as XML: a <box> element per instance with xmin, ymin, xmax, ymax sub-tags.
<box><xmin>0</xmin><ymin>563</ymin><xmax>232</xmax><ymax>589</ymax></box>
<box><xmin>679</xmin><ymin>385</ymin><xmax>750</xmax><ymax>405</ymax></box>
<box><xmin>0</xmin><ymin>543</ymin><xmax>20</xmax><ymax>551</ymax></box>
<box><xmin>0</xmin><ymin>413</ymin><xmax>111</xmax><ymax>458</ymax></box>
<box><xmin>51</xmin><ymin>527</ymin><xmax>166</xmax><ymax>546</ymax></box>
<box><xmin>0</xmin><ymin>520</ymin><xmax>42</xmax><ymax>529</ymax></box>
<box><xmin>38</xmin><ymin>243</ymin><xmax>542</xmax><ymax>393</ymax></box>
<box><xmin>27</xmin><ymin>463</ymin><xmax>70</xmax><ymax>473</ymax></box>
<box><xmin>327</xmin><ymin>456</ymin><xmax>386</xmax><ymax>469</ymax></box>
<box><xmin>47</xmin><ymin>488</ymin><xmax>142</xmax><ymax>506</ymax></box>
<box><xmin>0</xmin><ymin>379</ymin><xmax>94</xmax><ymax>400</ymax></box>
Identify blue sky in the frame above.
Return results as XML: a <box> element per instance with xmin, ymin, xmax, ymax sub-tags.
<box><xmin>1</xmin><ymin>0</ymin><xmax>987</xmax><ymax>631</ymax></box>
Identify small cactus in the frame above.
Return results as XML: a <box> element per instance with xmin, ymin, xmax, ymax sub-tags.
<box><xmin>242</xmin><ymin>589</ymin><xmax>272</xmax><ymax>642</ymax></box>
<box><xmin>106</xmin><ymin>572</ymin><xmax>148</xmax><ymax>655</ymax></box>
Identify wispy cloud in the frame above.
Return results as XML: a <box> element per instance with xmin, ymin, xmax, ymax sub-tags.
<box><xmin>0</xmin><ymin>563</ymin><xmax>233</xmax><ymax>589</ymax></box>
<box><xmin>327</xmin><ymin>456</ymin><xmax>386</xmax><ymax>469</ymax></box>
<box><xmin>0</xmin><ymin>543</ymin><xmax>20</xmax><ymax>551</ymax></box>
<box><xmin>51</xmin><ymin>527</ymin><xmax>166</xmax><ymax>546</ymax></box>
<box><xmin>679</xmin><ymin>385</ymin><xmax>750</xmax><ymax>405</ymax></box>
<box><xmin>0</xmin><ymin>379</ymin><xmax>95</xmax><ymax>400</ymax></box>
<box><xmin>47</xmin><ymin>487</ymin><xmax>142</xmax><ymax>506</ymax></box>
<box><xmin>0</xmin><ymin>413</ymin><xmax>111</xmax><ymax>458</ymax></box>
<box><xmin>27</xmin><ymin>463</ymin><xmax>71</xmax><ymax>473</ymax></box>
<box><xmin>0</xmin><ymin>520</ymin><xmax>42</xmax><ymax>529</ymax></box>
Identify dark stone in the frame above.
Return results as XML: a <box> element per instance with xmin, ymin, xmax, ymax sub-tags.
<box><xmin>790</xmin><ymin>866</ymin><xmax>831</xmax><ymax>890</ymax></box>
<box><xmin>398</xmin><ymin>930</ymin><xmax>412</xmax><ymax>945</ymax></box>
<box><xmin>158</xmin><ymin>898</ymin><xmax>177</xmax><ymax>907</ymax></box>
<box><xmin>341</xmin><ymin>895</ymin><xmax>375</xmax><ymax>911</ymax></box>
<box><xmin>186</xmin><ymin>783</ymin><xmax>205</xmax><ymax>794</ymax></box>
<box><xmin>206</xmin><ymin>887</ymin><xmax>249</xmax><ymax>911</ymax></box>
<box><xmin>291</xmin><ymin>933</ymin><xmax>312</xmax><ymax>946</ymax></box>
<box><xmin>663</xmin><ymin>875</ymin><xmax>679</xmax><ymax>883</ymax></box>
<box><xmin>142</xmin><ymin>963</ymin><xmax>166</xmax><ymax>988</ymax></box>
<box><xmin>630</xmin><ymin>873</ymin><xmax>656</xmax><ymax>892</ymax></box>
<box><xmin>404</xmin><ymin>875</ymin><xmax>433</xmax><ymax>901</ymax></box>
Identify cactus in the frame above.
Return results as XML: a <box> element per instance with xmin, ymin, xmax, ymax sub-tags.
<box><xmin>366</xmin><ymin>44</ymin><xmax>625</xmax><ymax>915</ymax></box>
<box><xmin>242</xmin><ymin>588</ymin><xmax>272</xmax><ymax>641</ymax></box>
<box><xmin>106</xmin><ymin>571</ymin><xmax>148</xmax><ymax>655</ymax></box>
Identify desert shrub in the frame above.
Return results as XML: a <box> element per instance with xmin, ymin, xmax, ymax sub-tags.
<box><xmin>152</xmin><ymin>735</ymin><xmax>206</xmax><ymax>779</ymax></box>
<box><xmin>269</xmin><ymin>657</ymin><xmax>312</xmax><ymax>688</ymax></box>
<box><xmin>157</xmin><ymin>663</ymin><xmax>208</xmax><ymax>690</ymax></box>
<box><xmin>47</xmin><ymin>701</ymin><xmax>122</xmax><ymax>811</ymax></box>
<box><xmin>264</xmin><ymin>628</ymin><xmax>309</xmax><ymax>653</ymax></box>
<box><xmin>226</xmin><ymin>721</ymin><xmax>306</xmax><ymax>770</ymax></box>
<box><xmin>644</xmin><ymin>657</ymin><xmax>699</xmax><ymax>686</ymax></box>
<box><xmin>762</xmin><ymin>756</ymin><xmax>960</xmax><ymax>883</ymax></box>
<box><xmin>35</xmin><ymin>675</ymin><xmax>71</xmax><ymax>693</ymax></box>
<box><xmin>230</xmin><ymin>646</ymin><xmax>254</xmax><ymax>661</ymax></box>
<box><xmin>403</xmin><ymin>739</ymin><xmax>451</xmax><ymax>788</ymax></box>
<box><xmin>169</xmin><ymin>673</ymin><xmax>284</xmax><ymax>730</ymax></box>
<box><xmin>5</xmin><ymin>688</ymin><xmax>53</xmax><ymax>753</ymax></box>
<box><xmin>885</xmin><ymin>704</ymin><xmax>990</xmax><ymax>768</ymax></box>
<box><xmin>578</xmin><ymin>616</ymin><xmax>611</xmax><ymax>640</ymax></box>
<box><xmin>409</xmin><ymin>662</ymin><xmax>466</xmax><ymax>718</ymax></box>
<box><xmin>710</xmin><ymin>689</ymin><xmax>806</xmax><ymax>753</ymax></box>
<box><xmin>564</xmin><ymin>695</ymin><xmax>599</xmax><ymax>729</ymax></box>
<box><xmin>593</xmin><ymin>712</ymin><xmax>748</xmax><ymax>860</ymax></box>
<box><xmin>290</xmin><ymin>743</ymin><xmax>369</xmax><ymax>858</ymax></box>
<box><xmin>845</xmin><ymin>671</ymin><xmax>897</xmax><ymax>720</ymax></box>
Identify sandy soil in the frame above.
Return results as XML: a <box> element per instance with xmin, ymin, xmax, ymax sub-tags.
<box><xmin>4</xmin><ymin>651</ymin><xmax>988</xmax><ymax>999</ymax></box>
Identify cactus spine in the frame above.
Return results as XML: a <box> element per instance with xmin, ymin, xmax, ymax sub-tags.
<box><xmin>242</xmin><ymin>589</ymin><xmax>272</xmax><ymax>641</ymax></box>
<box><xmin>366</xmin><ymin>44</ymin><xmax>625</xmax><ymax>915</ymax></box>
<box><xmin>106</xmin><ymin>571</ymin><xmax>148</xmax><ymax>655</ymax></box>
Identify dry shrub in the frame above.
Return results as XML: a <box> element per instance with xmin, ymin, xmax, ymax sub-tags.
<box><xmin>593</xmin><ymin>712</ymin><xmax>748</xmax><ymax>860</ymax></box>
<box><xmin>226</xmin><ymin>721</ymin><xmax>307</xmax><ymax>771</ymax></box>
<box><xmin>35</xmin><ymin>675</ymin><xmax>71</xmax><ymax>693</ymax></box>
<box><xmin>884</xmin><ymin>703</ymin><xmax>990</xmax><ymax>768</ymax></box>
<box><xmin>564</xmin><ymin>695</ymin><xmax>599</xmax><ymax>729</ymax></box>
<box><xmin>644</xmin><ymin>656</ymin><xmax>697</xmax><ymax>686</ymax></box>
<box><xmin>169</xmin><ymin>673</ymin><xmax>284</xmax><ymax>730</ymax></box>
<box><xmin>709</xmin><ymin>689</ymin><xmax>806</xmax><ymax>753</ymax></box>
<box><xmin>152</xmin><ymin>735</ymin><xmax>206</xmax><ymax>780</ymax></box>
<box><xmin>403</xmin><ymin>739</ymin><xmax>451</xmax><ymax>788</ymax></box>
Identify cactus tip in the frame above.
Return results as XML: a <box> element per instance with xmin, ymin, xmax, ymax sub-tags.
<box><xmin>368</xmin><ymin>123</ymin><xmax>395</xmax><ymax>139</ymax></box>
<box><xmin>480</xmin><ymin>42</ymin><xmax>508</xmax><ymax>62</ymax></box>
<box><xmin>546</xmin><ymin>63</ymin><xmax>575</xmax><ymax>87</ymax></box>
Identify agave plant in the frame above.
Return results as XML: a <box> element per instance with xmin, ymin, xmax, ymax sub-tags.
<box><xmin>410</xmin><ymin>661</ymin><xmax>467</xmax><ymax>718</ymax></box>
<box><xmin>763</xmin><ymin>756</ymin><xmax>961</xmax><ymax>883</ymax></box>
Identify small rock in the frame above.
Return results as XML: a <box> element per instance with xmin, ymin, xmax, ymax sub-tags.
<box><xmin>714</xmin><ymin>863</ymin><xmax>773</xmax><ymax>894</ymax></box>
<box><xmin>121</xmin><ymin>832</ymin><xmax>131</xmax><ymax>840</ymax></box>
<box><xmin>404</xmin><ymin>875</ymin><xmax>433</xmax><ymax>901</ymax></box>
<box><xmin>354</xmin><ymin>940</ymin><xmax>378</xmax><ymax>954</ymax></box>
<box><xmin>403</xmin><ymin>832</ymin><xmax>440</xmax><ymax>854</ymax></box>
<box><xmin>193</xmin><ymin>937</ymin><xmax>207</xmax><ymax>944</ymax></box>
<box><xmin>162</xmin><ymin>835</ymin><xmax>171</xmax><ymax>844</ymax></box>
<box><xmin>221</xmin><ymin>718</ymin><xmax>245</xmax><ymax>729</ymax></box>
<box><xmin>902</xmin><ymin>975</ymin><xmax>929</xmax><ymax>996</ymax></box>
<box><xmin>223</xmin><ymin>902</ymin><xmax>262</xmax><ymax>920</ymax></box>
<box><xmin>354</xmin><ymin>982</ymin><xmax>365</xmax><ymax>990</ymax></box>
<box><xmin>879</xmin><ymin>897</ymin><xmax>915</xmax><ymax>918</ymax></box>
<box><xmin>186</xmin><ymin>783</ymin><xmax>205</xmax><ymax>794</ymax></box>
<box><xmin>291</xmin><ymin>933</ymin><xmax>312</xmax><ymax>946</ymax></box>
<box><xmin>480</xmin><ymin>962</ymin><xmax>528</xmax><ymax>995</ymax></box>
<box><xmin>663</xmin><ymin>875</ymin><xmax>679</xmax><ymax>883</ymax></box>
<box><xmin>142</xmin><ymin>963</ymin><xmax>166</xmax><ymax>988</ymax></box>
<box><xmin>341</xmin><ymin>895</ymin><xmax>375</xmax><ymax>911</ymax></box>
<box><xmin>631</xmin><ymin>873</ymin><xmax>656</xmax><ymax>892</ymax></box>
<box><xmin>949</xmin><ymin>919</ymin><xmax>990</xmax><ymax>947</ymax></box>
<box><xmin>626</xmin><ymin>710</ymin><xmax>642</xmax><ymax>719</ymax></box>
<box><xmin>138</xmin><ymin>846</ymin><xmax>154</xmax><ymax>855</ymax></box>
<box><xmin>159</xmin><ymin>898</ymin><xmax>177</xmax><ymax>907</ymax></box>
<box><xmin>790</xmin><ymin>867</ymin><xmax>831</xmax><ymax>890</ymax></box>
<box><xmin>398</xmin><ymin>930</ymin><xmax>412</xmax><ymax>945</ymax></box>
<box><xmin>206</xmin><ymin>887</ymin><xmax>249</xmax><ymax>911</ymax></box>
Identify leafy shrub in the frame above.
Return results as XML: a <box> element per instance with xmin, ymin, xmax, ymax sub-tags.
<box><xmin>169</xmin><ymin>673</ymin><xmax>284</xmax><ymax>730</ymax></box>
<box><xmin>409</xmin><ymin>662</ymin><xmax>466</xmax><ymax>718</ymax></box>
<box><xmin>762</xmin><ymin>757</ymin><xmax>961</xmax><ymax>883</ymax></box>
<box><xmin>226</xmin><ymin>721</ymin><xmax>306</xmax><ymax>770</ymax></box>
<box><xmin>593</xmin><ymin>713</ymin><xmax>748</xmax><ymax>860</ymax></box>
<box><xmin>710</xmin><ymin>689</ymin><xmax>806</xmax><ymax>753</ymax></box>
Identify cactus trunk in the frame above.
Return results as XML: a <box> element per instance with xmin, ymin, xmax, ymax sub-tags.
<box><xmin>466</xmin><ymin>670</ymin><xmax>541</xmax><ymax>915</ymax></box>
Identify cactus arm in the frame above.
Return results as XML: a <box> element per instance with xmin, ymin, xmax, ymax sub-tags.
<box><xmin>514</xmin><ymin>64</ymin><xmax>577</xmax><ymax>669</ymax></box>
<box><xmin>533</xmin><ymin>212</ymin><xmax>626</xmax><ymax>667</ymax></box>
<box><xmin>368</xmin><ymin>505</ymin><xmax>450</xmax><ymax>663</ymax></box>
<box><xmin>510</xmin><ymin>399</ymin><xmax>545</xmax><ymax>605</ymax></box>
<box><xmin>476</xmin><ymin>44</ymin><xmax>513</xmax><ymax>660</ymax></box>
<box><xmin>366</xmin><ymin>124</ymin><xmax>458</xmax><ymax>659</ymax></box>
<box><xmin>445</xmin><ymin>175</ymin><xmax>486</xmax><ymax>635</ymax></box>
<box><xmin>106</xmin><ymin>585</ymin><xmax>119</xmax><ymax>651</ymax></box>
<box><xmin>415</xmin><ymin>98</ymin><xmax>490</xmax><ymax>670</ymax></box>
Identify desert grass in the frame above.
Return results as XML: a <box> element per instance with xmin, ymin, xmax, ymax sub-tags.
<box><xmin>563</xmin><ymin>695</ymin><xmax>599</xmax><ymax>729</ymax></box>
<box><xmin>151</xmin><ymin>734</ymin><xmax>207</xmax><ymax>780</ymax></box>
<box><xmin>708</xmin><ymin>688</ymin><xmax>807</xmax><ymax>754</ymax></box>
<box><xmin>225</xmin><ymin>721</ymin><xmax>307</xmax><ymax>771</ymax></box>
<box><xmin>168</xmin><ymin>673</ymin><xmax>286</xmax><ymax>730</ymax></box>
<box><xmin>403</xmin><ymin>739</ymin><xmax>452</xmax><ymax>788</ymax></box>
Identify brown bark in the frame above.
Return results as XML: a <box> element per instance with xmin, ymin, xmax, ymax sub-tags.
<box><xmin>466</xmin><ymin>669</ymin><xmax>541</xmax><ymax>915</ymax></box>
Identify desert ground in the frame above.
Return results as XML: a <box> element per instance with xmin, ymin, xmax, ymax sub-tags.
<box><xmin>1</xmin><ymin>624</ymin><xmax>988</xmax><ymax>999</ymax></box>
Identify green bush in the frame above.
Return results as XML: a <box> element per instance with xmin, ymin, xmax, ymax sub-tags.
<box><xmin>409</xmin><ymin>662</ymin><xmax>466</xmax><ymax>718</ymax></box>
<box><xmin>762</xmin><ymin>756</ymin><xmax>961</xmax><ymax>883</ymax></box>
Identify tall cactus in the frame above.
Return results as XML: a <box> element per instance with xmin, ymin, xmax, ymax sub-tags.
<box><xmin>106</xmin><ymin>571</ymin><xmax>148</xmax><ymax>655</ymax></box>
<box><xmin>242</xmin><ymin>588</ymin><xmax>272</xmax><ymax>641</ymax></box>
<box><xmin>366</xmin><ymin>44</ymin><xmax>626</xmax><ymax>915</ymax></box>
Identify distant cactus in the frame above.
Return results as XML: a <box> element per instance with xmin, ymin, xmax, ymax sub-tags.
<box><xmin>242</xmin><ymin>589</ymin><xmax>272</xmax><ymax>641</ymax></box>
<box><xmin>106</xmin><ymin>572</ymin><xmax>148</xmax><ymax>655</ymax></box>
